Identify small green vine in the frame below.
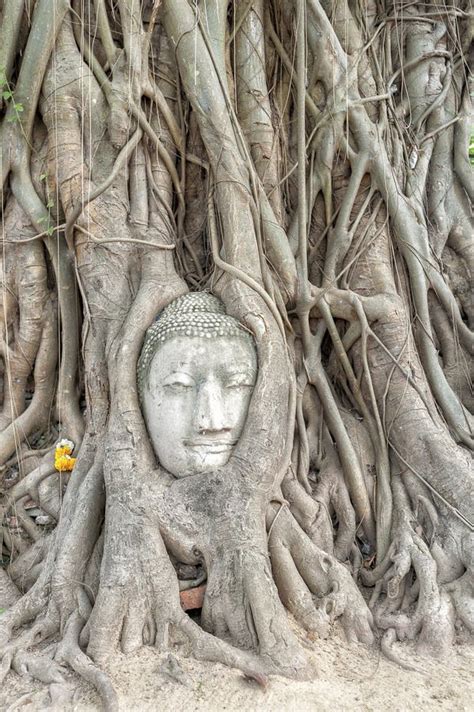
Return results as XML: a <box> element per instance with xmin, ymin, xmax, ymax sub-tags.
<box><xmin>0</xmin><ymin>67</ymin><xmax>24</xmax><ymax>123</ymax></box>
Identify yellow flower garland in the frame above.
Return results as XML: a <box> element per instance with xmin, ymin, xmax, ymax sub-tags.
<box><xmin>54</xmin><ymin>439</ymin><xmax>76</xmax><ymax>472</ymax></box>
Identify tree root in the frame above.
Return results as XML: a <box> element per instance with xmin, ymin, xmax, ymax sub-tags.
<box><xmin>366</xmin><ymin>479</ymin><xmax>458</xmax><ymax>662</ymax></box>
<box><xmin>11</xmin><ymin>650</ymin><xmax>65</xmax><ymax>684</ymax></box>
<box><xmin>57</xmin><ymin>613</ymin><xmax>118</xmax><ymax>712</ymax></box>
<box><xmin>310</xmin><ymin>446</ymin><xmax>358</xmax><ymax>562</ymax></box>
<box><xmin>0</xmin><ymin>568</ymin><xmax>21</xmax><ymax>606</ymax></box>
<box><xmin>268</xmin><ymin>503</ymin><xmax>374</xmax><ymax>645</ymax></box>
<box><xmin>0</xmin><ymin>295</ymin><xmax>58</xmax><ymax>465</ymax></box>
<box><xmin>444</xmin><ymin>531</ymin><xmax>474</xmax><ymax>633</ymax></box>
<box><xmin>1</xmin><ymin>565</ymin><xmax>271</xmax><ymax>708</ymax></box>
<box><xmin>380</xmin><ymin>629</ymin><xmax>426</xmax><ymax>674</ymax></box>
<box><xmin>0</xmin><ymin>652</ymin><xmax>13</xmax><ymax>686</ymax></box>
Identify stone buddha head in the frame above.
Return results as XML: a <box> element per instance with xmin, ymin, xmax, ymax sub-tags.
<box><xmin>138</xmin><ymin>293</ymin><xmax>257</xmax><ymax>478</ymax></box>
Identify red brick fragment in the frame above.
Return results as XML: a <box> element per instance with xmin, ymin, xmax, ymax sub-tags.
<box><xmin>179</xmin><ymin>584</ymin><xmax>206</xmax><ymax>611</ymax></box>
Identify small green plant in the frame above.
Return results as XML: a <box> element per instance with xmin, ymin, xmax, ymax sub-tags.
<box><xmin>3</xmin><ymin>90</ymin><xmax>24</xmax><ymax>121</ymax></box>
<box><xmin>38</xmin><ymin>215</ymin><xmax>55</xmax><ymax>237</ymax></box>
<box><xmin>469</xmin><ymin>131</ymin><xmax>474</xmax><ymax>166</ymax></box>
<box><xmin>1</xmin><ymin>69</ymin><xmax>24</xmax><ymax>123</ymax></box>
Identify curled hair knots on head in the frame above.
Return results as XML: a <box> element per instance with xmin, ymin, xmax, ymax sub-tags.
<box><xmin>137</xmin><ymin>292</ymin><xmax>255</xmax><ymax>398</ymax></box>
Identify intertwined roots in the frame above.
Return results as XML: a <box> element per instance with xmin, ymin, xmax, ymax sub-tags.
<box><xmin>1</xmin><ymin>0</ymin><xmax>473</xmax><ymax>708</ymax></box>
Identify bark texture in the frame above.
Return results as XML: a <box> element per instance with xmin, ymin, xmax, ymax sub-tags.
<box><xmin>0</xmin><ymin>0</ymin><xmax>472</xmax><ymax>707</ymax></box>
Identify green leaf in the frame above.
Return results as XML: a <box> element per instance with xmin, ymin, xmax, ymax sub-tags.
<box><xmin>14</xmin><ymin>102</ymin><xmax>23</xmax><ymax>112</ymax></box>
<box><xmin>2</xmin><ymin>90</ymin><xmax>12</xmax><ymax>100</ymax></box>
<box><xmin>47</xmin><ymin>199</ymin><xmax>54</xmax><ymax>209</ymax></box>
<box><xmin>39</xmin><ymin>173</ymin><xmax>47</xmax><ymax>181</ymax></box>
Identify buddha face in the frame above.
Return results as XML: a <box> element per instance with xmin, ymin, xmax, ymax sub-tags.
<box><xmin>142</xmin><ymin>335</ymin><xmax>257</xmax><ymax>477</ymax></box>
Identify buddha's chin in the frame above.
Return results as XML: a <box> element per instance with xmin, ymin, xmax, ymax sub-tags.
<box><xmin>170</xmin><ymin>447</ymin><xmax>233</xmax><ymax>478</ymax></box>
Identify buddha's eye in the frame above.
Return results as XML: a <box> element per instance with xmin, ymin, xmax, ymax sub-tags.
<box><xmin>163</xmin><ymin>377</ymin><xmax>194</xmax><ymax>393</ymax></box>
<box><xmin>225</xmin><ymin>379</ymin><xmax>254</xmax><ymax>390</ymax></box>
<box><xmin>168</xmin><ymin>383</ymin><xmax>192</xmax><ymax>393</ymax></box>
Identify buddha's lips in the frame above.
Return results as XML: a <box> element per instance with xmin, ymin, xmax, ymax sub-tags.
<box><xmin>185</xmin><ymin>441</ymin><xmax>236</xmax><ymax>453</ymax></box>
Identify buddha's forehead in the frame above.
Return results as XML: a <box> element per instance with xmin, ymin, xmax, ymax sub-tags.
<box><xmin>149</xmin><ymin>335</ymin><xmax>257</xmax><ymax>378</ymax></box>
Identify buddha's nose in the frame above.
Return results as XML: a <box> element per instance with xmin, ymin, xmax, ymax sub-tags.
<box><xmin>194</xmin><ymin>381</ymin><xmax>229</xmax><ymax>433</ymax></box>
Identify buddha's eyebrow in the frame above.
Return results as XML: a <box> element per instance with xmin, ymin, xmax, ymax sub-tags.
<box><xmin>225</xmin><ymin>368</ymin><xmax>256</xmax><ymax>377</ymax></box>
<box><xmin>162</xmin><ymin>368</ymin><xmax>195</xmax><ymax>377</ymax></box>
<box><xmin>161</xmin><ymin>359</ymin><xmax>194</xmax><ymax>371</ymax></box>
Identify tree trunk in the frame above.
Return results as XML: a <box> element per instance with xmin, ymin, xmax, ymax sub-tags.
<box><xmin>0</xmin><ymin>0</ymin><xmax>472</xmax><ymax>708</ymax></box>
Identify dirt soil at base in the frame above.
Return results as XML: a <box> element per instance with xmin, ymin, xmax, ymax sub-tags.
<box><xmin>0</xmin><ymin>623</ymin><xmax>472</xmax><ymax>711</ymax></box>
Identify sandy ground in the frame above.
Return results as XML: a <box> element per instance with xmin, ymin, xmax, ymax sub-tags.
<box><xmin>0</xmin><ymin>622</ymin><xmax>473</xmax><ymax>712</ymax></box>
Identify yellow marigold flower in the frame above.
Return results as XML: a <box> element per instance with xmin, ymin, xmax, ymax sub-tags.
<box><xmin>55</xmin><ymin>454</ymin><xmax>76</xmax><ymax>472</ymax></box>
<box><xmin>54</xmin><ymin>439</ymin><xmax>76</xmax><ymax>472</ymax></box>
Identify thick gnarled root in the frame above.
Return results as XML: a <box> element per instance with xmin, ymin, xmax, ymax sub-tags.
<box><xmin>268</xmin><ymin>504</ymin><xmax>374</xmax><ymax>645</ymax></box>
<box><xmin>363</xmin><ymin>502</ymin><xmax>458</xmax><ymax>665</ymax></box>
<box><xmin>82</xmin><ymin>516</ymin><xmax>274</xmax><ymax>687</ymax></box>
<box><xmin>0</xmin><ymin>550</ymin><xmax>269</xmax><ymax>710</ymax></box>
<box><xmin>445</xmin><ymin>571</ymin><xmax>474</xmax><ymax>632</ymax></box>
<box><xmin>201</xmin><ymin>546</ymin><xmax>309</xmax><ymax>678</ymax></box>
<box><xmin>444</xmin><ymin>532</ymin><xmax>474</xmax><ymax>632</ymax></box>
